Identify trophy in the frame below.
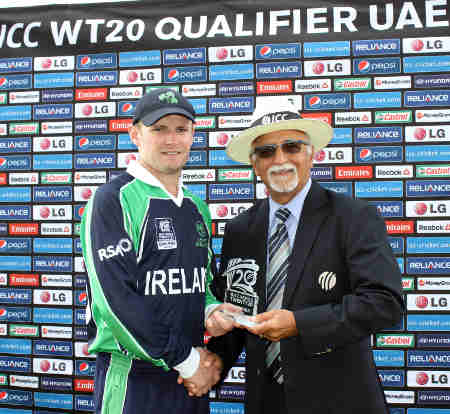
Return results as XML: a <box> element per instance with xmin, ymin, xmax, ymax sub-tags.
<box><xmin>220</xmin><ymin>258</ymin><xmax>260</xmax><ymax>328</ymax></box>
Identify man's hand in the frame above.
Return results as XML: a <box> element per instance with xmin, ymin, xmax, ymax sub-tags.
<box><xmin>246</xmin><ymin>309</ymin><xmax>298</xmax><ymax>341</ymax></box>
<box><xmin>205</xmin><ymin>303</ymin><xmax>243</xmax><ymax>337</ymax></box>
<box><xmin>177</xmin><ymin>348</ymin><xmax>223</xmax><ymax>397</ymax></box>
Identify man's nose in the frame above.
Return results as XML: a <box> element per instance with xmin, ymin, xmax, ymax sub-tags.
<box><xmin>164</xmin><ymin>130</ymin><xmax>177</xmax><ymax>144</ymax></box>
<box><xmin>271</xmin><ymin>145</ymin><xmax>288</xmax><ymax>164</ymax></box>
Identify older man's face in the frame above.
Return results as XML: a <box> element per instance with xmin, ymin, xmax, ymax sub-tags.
<box><xmin>251</xmin><ymin>129</ymin><xmax>313</xmax><ymax>203</ymax></box>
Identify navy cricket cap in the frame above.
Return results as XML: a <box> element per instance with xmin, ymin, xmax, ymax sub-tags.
<box><xmin>132</xmin><ymin>88</ymin><xmax>195</xmax><ymax>126</ymax></box>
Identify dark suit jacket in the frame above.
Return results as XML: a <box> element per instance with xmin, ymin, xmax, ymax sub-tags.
<box><xmin>208</xmin><ymin>181</ymin><xmax>404</xmax><ymax>414</ymax></box>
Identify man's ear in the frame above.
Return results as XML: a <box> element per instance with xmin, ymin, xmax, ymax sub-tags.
<box><xmin>128</xmin><ymin>124</ymin><xmax>140</xmax><ymax>148</ymax></box>
<box><xmin>250</xmin><ymin>153</ymin><xmax>259</xmax><ymax>177</ymax></box>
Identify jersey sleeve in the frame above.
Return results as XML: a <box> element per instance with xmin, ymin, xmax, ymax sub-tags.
<box><xmin>80</xmin><ymin>186</ymin><xmax>192</xmax><ymax>369</ymax></box>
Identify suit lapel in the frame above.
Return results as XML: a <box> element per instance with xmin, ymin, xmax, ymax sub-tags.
<box><xmin>249</xmin><ymin>200</ymin><xmax>269</xmax><ymax>313</ymax></box>
<box><xmin>283</xmin><ymin>182</ymin><xmax>330</xmax><ymax>307</ymax></box>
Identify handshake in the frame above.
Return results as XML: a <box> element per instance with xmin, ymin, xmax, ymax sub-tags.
<box><xmin>177</xmin><ymin>303</ymin><xmax>242</xmax><ymax>397</ymax></box>
<box><xmin>177</xmin><ymin>347</ymin><xmax>223</xmax><ymax>397</ymax></box>
<box><xmin>177</xmin><ymin>303</ymin><xmax>298</xmax><ymax>397</ymax></box>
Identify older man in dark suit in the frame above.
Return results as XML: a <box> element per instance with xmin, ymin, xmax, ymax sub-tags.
<box><xmin>207</xmin><ymin>98</ymin><xmax>404</xmax><ymax>414</ymax></box>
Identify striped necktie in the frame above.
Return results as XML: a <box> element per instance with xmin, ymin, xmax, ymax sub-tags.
<box><xmin>266</xmin><ymin>207</ymin><xmax>291</xmax><ymax>384</ymax></box>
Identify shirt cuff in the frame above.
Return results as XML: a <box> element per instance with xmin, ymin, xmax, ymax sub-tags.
<box><xmin>173</xmin><ymin>347</ymin><xmax>200</xmax><ymax>379</ymax></box>
<box><xmin>205</xmin><ymin>303</ymin><xmax>221</xmax><ymax>324</ymax></box>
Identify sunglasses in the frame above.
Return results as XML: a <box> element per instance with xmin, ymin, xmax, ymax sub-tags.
<box><xmin>251</xmin><ymin>139</ymin><xmax>310</xmax><ymax>159</ymax></box>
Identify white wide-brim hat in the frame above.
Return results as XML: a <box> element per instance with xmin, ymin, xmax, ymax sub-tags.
<box><xmin>226</xmin><ymin>98</ymin><xmax>334</xmax><ymax>165</ymax></box>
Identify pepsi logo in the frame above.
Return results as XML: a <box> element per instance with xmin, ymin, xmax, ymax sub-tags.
<box><xmin>79</xmin><ymin>362</ymin><xmax>89</xmax><ymax>372</ymax></box>
<box><xmin>0</xmin><ymin>391</ymin><xmax>8</xmax><ymax>400</ymax></box>
<box><xmin>78</xmin><ymin>292</ymin><xmax>87</xmax><ymax>303</ymax></box>
<box><xmin>415</xmin><ymin>296</ymin><xmax>428</xmax><ymax>308</ymax></box>
<box><xmin>358</xmin><ymin>61</ymin><xmax>370</xmax><ymax>72</ymax></box>
<box><xmin>80</xmin><ymin>56</ymin><xmax>91</xmax><ymax>66</ymax></box>
<box><xmin>0</xmin><ymin>240</ymin><xmax>6</xmax><ymax>249</ymax></box>
<box><xmin>78</xmin><ymin>137</ymin><xmax>89</xmax><ymax>147</ymax></box>
<box><xmin>216</xmin><ymin>48</ymin><xmax>228</xmax><ymax>60</ymax></box>
<box><xmin>122</xmin><ymin>103</ymin><xmax>133</xmax><ymax>113</ymax></box>
<box><xmin>260</xmin><ymin>46</ymin><xmax>272</xmax><ymax>57</ymax></box>
<box><xmin>168</xmin><ymin>69</ymin><xmax>179</xmax><ymax>80</ymax></box>
<box><xmin>359</xmin><ymin>148</ymin><xmax>372</xmax><ymax>160</ymax></box>
<box><xmin>309</xmin><ymin>96</ymin><xmax>321</xmax><ymax>106</ymax></box>
<box><xmin>0</xmin><ymin>158</ymin><xmax>7</xmax><ymax>167</ymax></box>
<box><xmin>412</xmin><ymin>39</ymin><xmax>424</xmax><ymax>51</ymax></box>
<box><xmin>0</xmin><ymin>78</ymin><xmax>7</xmax><ymax>87</ymax></box>
<box><xmin>0</xmin><ymin>308</ymin><xmax>6</xmax><ymax>317</ymax></box>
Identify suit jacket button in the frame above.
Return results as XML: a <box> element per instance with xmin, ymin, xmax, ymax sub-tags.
<box><xmin>257</xmin><ymin>368</ymin><xmax>261</xmax><ymax>376</ymax></box>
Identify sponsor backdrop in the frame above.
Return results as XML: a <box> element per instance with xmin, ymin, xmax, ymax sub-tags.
<box><xmin>0</xmin><ymin>0</ymin><xmax>450</xmax><ymax>412</ymax></box>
